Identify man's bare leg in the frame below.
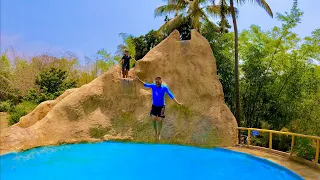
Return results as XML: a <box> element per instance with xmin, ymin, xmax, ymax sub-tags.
<box><xmin>122</xmin><ymin>69</ymin><xmax>125</xmax><ymax>78</ymax></box>
<box><xmin>125</xmin><ymin>69</ymin><xmax>129</xmax><ymax>78</ymax></box>
<box><xmin>152</xmin><ymin>116</ymin><xmax>158</xmax><ymax>139</ymax></box>
<box><xmin>157</xmin><ymin>118</ymin><xmax>163</xmax><ymax>140</ymax></box>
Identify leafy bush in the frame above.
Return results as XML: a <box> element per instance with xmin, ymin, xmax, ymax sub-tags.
<box><xmin>9</xmin><ymin>101</ymin><xmax>37</xmax><ymax>125</ymax></box>
<box><xmin>293</xmin><ymin>137</ymin><xmax>317</xmax><ymax>162</ymax></box>
<box><xmin>272</xmin><ymin>128</ymin><xmax>291</xmax><ymax>152</ymax></box>
<box><xmin>0</xmin><ymin>101</ymin><xmax>13</xmax><ymax>112</ymax></box>
<box><xmin>24</xmin><ymin>68</ymin><xmax>76</xmax><ymax>103</ymax></box>
<box><xmin>24</xmin><ymin>89</ymin><xmax>58</xmax><ymax>104</ymax></box>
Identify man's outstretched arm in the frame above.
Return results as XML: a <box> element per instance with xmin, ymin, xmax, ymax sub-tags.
<box><xmin>136</xmin><ymin>76</ymin><xmax>144</xmax><ymax>84</ymax></box>
<box><xmin>173</xmin><ymin>98</ymin><xmax>183</xmax><ymax>106</ymax></box>
<box><xmin>166</xmin><ymin>87</ymin><xmax>183</xmax><ymax>106</ymax></box>
<box><xmin>136</xmin><ymin>76</ymin><xmax>153</xmax><ymax>88</ymax></box>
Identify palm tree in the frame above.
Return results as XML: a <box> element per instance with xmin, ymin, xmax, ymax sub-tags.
<box><xmin>155</xmin><ymin>0</ymin><xmax>218</xmax><ymax>35</ymax></box>
<box><xmin>228</xmin><ymin>0</ymin><xmax>272</xmax><ymax>133</ymax></box>
<box><xmin>206</xmin><ymin>0</ymin><xmax>234</xmax><ymax>33</ymax></box>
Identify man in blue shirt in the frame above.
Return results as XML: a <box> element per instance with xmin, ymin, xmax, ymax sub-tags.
<box><xmin>137</xmin><ymin>76</ymin><xmax>182</xmax><ymax>140</ymax></box>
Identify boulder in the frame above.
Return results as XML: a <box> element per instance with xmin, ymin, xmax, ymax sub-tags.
<box><xmin>0</xmin><ymin>30</ymin><xmax>237</xmax><ymax>154</ymax></box>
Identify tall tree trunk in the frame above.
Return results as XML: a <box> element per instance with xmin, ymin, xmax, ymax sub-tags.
<box><xmin>230</xmin><ymin>0</ymin><xmax>241</xmax><ymax>143</ymax></box>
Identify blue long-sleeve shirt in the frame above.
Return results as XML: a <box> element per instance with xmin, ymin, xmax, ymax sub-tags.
<box><xmin>144</xmin><ymin>83</ymin><xmax>175</xmax><ymax>107</ymax></box>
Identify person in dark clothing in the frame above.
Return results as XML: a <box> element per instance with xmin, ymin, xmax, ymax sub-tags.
<box><xmin>121</xmin><ymin>50</ymin><xmax>131</xmax><ymax>78</ymax></box>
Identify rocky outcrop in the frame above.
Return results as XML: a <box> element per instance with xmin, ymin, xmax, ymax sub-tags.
<box><xmin>0</xmin><ymin>30</ymin><xmax>237</xmax><ymax>154</ymax></box>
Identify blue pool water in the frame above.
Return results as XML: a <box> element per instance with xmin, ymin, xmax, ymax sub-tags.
<box><xmin>0</xmin><ymin>142</ymin><xmax>302</xmax><ymax>180</ymax></box>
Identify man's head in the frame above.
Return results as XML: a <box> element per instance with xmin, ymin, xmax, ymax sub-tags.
<box><xmin>155</xmin><ymin>77</ymin><xmax>162</xmax><ymax>87</ymax></box>
<box><xmin>124</xmin><ymin>50</ymin><xmax>129</xmax><ymax>56</ymax></box>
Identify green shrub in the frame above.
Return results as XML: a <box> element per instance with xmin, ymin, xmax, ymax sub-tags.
<box><xmin>9</xmin><ymin>101</ymin><xmax>37</xmax><ymax>125</ymax></box>
<box><xmin>293</xmin><ymin>137</ymin><xmax>317</xmax><ymax>162</ymax></box>
<box><xmin>24</xmin><ymin>89</ymin><xmax>57</xmax><ymax>104</ymax></box>
<box><xmin>0</xmin><ymin>101</ymin><xmax>13</xmax><ymax>112</ymax></box>
<box><xmin>24</xmin><ymin>67</ymin><xmax>76</xmax><ymax>104</ymax></box>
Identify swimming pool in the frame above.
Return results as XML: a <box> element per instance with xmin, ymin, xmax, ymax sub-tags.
<box><xmin>0</xmin><ymin>142</ymin><xmax>303</xmax><ymax>180</ymax></box>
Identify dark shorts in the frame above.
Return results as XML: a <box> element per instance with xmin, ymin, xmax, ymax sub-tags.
<box><xmin>150</xmin><ymin>105</ymin><xmax>165</xmax><ymax>118</ymax></box>
<box><xmin>122</xmin><ymin>64</ymin><xmax>130</xmax><ymax>71</ymax></box>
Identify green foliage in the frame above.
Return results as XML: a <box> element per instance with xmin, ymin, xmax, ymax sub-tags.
<box><xmin>201</xmin><ymin>22</ymin><xmax>235</xmax><ymax>112</ymax></box>
<box><xmin>0</xmin><ymin>52</ymin><xmax>16</xmax><ymax>100</ymax></box>
<box><xmin>36</xmin><ymin>68</ymin><xmax>75</xmax><ymax>94</ymax></box>
<box><xmin>238</xmin><ymin>2</ymin><xmax>319</xmax><ymax>129</ymax></box>
<box><xmin>24</xmin><ymin>89</ymin><xmax>55</xmax><ymax>104</ymax></box>
<box><xmin>117</xmin><ymin>34</ymin><xmax>138</xmax><ymax>68</ymax></box>
<box><xmin>24</xmin><ymin>68</ymin><xmax>76</xmax><ymax>103</ymax></box>
<box><xmin>0</xmin><ymin>101</ymin><xmax>14</xmax><ymax>112</ymax></box>
<box><xmin>89</xmin><ymin>126</ymin><xmax>108</xmax><ymax>139</ymax></box>
<box><xmin>249</xmin><ymin>121</ymin><xmax>271</xmax><ymax>148</ymax></box>
<box><xmin>94</xmin><ymin>48</ymin><xmax>117</xmax><ymax>75</ymax></box>
<box><xmin>235</xmin><ymin>2</ymin><xmax>320</xmax><ymax>161</ymax></box>
<box><xmin>118</xmin><ymin>34</ymin><xmax>136</xmax><ymax>58</ymax></box>
<box><xmin>155</xmin><ymin>0</ymin><xmax>219</xmax><ymax>34</ymax></box>
<box><xmin>9</xmin><ymin>101</ymin><xmax>37</xmax><ymax>125</ymax></box>
<box><xmin>130</xmin><ymin>30</ymin><xmax>163</xmax><ymax>60</ymax></box>
<box><xmin>126</xmin><ymin>17</ymin><xmax>196</xmax><ymax>62</ymax></box>
<box><xmin>293</xmin><ymin>138</ymin><xmax>316</xmax><ymax>162</ymax></box>
<box><xmin>164</xmin><ymin>16</ymin><xmax>192</xmax><ymax>40</ymax></box>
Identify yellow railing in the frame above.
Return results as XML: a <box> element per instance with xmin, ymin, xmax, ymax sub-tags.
<box><xmin>236</xmin><ymin>127</ymin><xmax>320</xmax><ymax>165</ymax></box>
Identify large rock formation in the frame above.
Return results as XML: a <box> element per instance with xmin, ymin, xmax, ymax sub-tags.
<box><xmin>0</xmin><ymin>30</ymin><xmax>237</xmax><ymax>154</ymax></box>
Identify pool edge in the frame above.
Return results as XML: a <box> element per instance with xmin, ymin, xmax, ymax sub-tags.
<box><xmin>216</xmin><ymin>147</ymin><xmax>304</xmax><ymax>180</ymax></box>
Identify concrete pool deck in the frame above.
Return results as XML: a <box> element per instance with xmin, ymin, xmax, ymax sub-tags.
<box><xmin>228</xmin><ymin>146</ymin><xmax>320</xmax><ymax>180</ymax></box>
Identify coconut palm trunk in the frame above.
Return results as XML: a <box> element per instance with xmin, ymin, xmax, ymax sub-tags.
<box><xmin>229</xmin><ymin>0</ymin><xmax>241</xmax><ymax>143</ymax></box>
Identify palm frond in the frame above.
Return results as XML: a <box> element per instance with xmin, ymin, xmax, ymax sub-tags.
<box><xmin>227</xmin><ymin>6</ymin><xmax>239</xmax><ymax>16</ymax></box>
<box><xmin>166</xmin><ymin>0</ymin><xmax>186</xmax><ymax>4</ymax></box>
<box><xmin>191</xmin><ymin>13</ymin><xmax>201</xmax><ymax>31</ymax></box>
<box><xmin>157</xmin><ymin>14</ymin><xmax>184</xmax><ymax>35</ymax></box>
<box><xmin>236</xmin><ymin>0</ymin><xmax>273</xmax><ymax>17</ymax></box>
<box><xmin>199</xmin><ymin>0</ymin><xmax>210</xmax><ymax>6</ymax></box>
<box><xmin>236</xmin><ymin>0</ymin><xmax>246</xmax><ymax>5</ymax></box>
<box><xmin>206</xmin><ymin>5</ymin><xmax>236</xmax><ymax>18</ymax></box>
<box><xmin>206</xmin><ymin>5</ymin><xmax>223</xmax><ymax>19</ymax></box>
<box><xmin>200</xmin><ymin>12</ymin><xmax>220</xmax><ymax>32</ymax></box>
<box><xmin>206</xmin><ymin>5</ymin><xmax>221</xmax><ymax>14</ymax></box>
<box><xmin>154</xmin><ymin>4</ymin><xmax>185</xmax><ymax>17</ymax></box>
<box><xmin>253</xmin><ymin>0</ymin><xmax>273</xmax><ymax>17</ymax></box>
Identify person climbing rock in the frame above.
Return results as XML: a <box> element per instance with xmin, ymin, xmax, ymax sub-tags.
<box><xmin>136</xmin><ymin>76</ymin><xmax>182</xmax><ymax>140</ymax></box>
<box><xmin>121</xmin><ymin>50</ymin><xmax>131</xmax><ymax>78</ymax></box>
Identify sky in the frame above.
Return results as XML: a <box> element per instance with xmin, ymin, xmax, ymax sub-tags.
<box><xmin>1</xmin><ymin>0</ymin><xmax>319</xmax><ymax>61</ymax></box>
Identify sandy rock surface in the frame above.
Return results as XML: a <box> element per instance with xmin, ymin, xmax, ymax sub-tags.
<box><xmin>0</xmin><ymin>30</ymin><xmax>237</xmax><ymax>154</ymax></box>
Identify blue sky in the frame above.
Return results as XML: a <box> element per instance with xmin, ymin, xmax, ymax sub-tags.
<box><xmin>1</xmin><ymin>0</ymin><xmax>319</xmax><ymax>61</ymax></box>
